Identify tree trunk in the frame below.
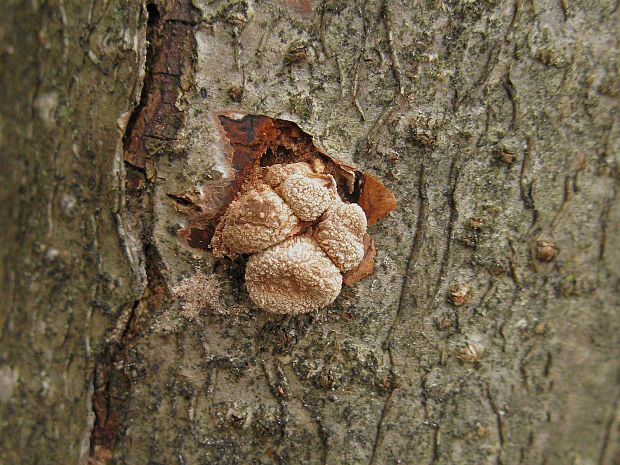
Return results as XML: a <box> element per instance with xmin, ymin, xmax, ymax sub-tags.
<box><xmin>1</xmin><ymin>0</ymin><xmax>619</xmax><ymax>464</ymax></box>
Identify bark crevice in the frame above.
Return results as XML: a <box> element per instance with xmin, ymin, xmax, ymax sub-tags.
<box><xmin>88</xmin><ymin>1</ymin><xmax>198</xmax><ymax>463</ymax></box>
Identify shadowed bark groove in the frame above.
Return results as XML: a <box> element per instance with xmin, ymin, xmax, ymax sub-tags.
<box><xmin>369</xmin><ymin>164</ymin><xmax>426</xmax><ymax>464</ymax></box>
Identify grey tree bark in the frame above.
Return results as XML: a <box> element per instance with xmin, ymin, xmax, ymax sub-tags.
<box><xmin>1</xmin><ymin>0</ymin><xmax>619</xmax><ymax>464</ymax></box>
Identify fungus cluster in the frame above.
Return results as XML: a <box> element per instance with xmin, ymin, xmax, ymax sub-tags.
<box><xmin>211</xmin><ymin>162</ymin><xmax>368</xmax><ymax>314</ymax></box>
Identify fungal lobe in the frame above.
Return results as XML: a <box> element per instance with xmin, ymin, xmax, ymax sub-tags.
<box><xmin>314</xmin><ymin>202</ymin><xmax>367</xmax><ymax>272</ymax></box>
<box><xmin>343</xmin><ymin>234</ymin><xmax>376</xmax><ymax>285</ymax></box>
<box><xmin>277</xmin><ymin>172</ymin><xmax>337</xmax><ymax>221</ymax></box>
<box><xmin>215</xmin><ymin>185</ymin><xmax>299</xmax><ymax>257</ymax></box>
<box><xmin>245</xmin><ymin>237</ymin><xmax>342</xmax><ymax>314</ymax></box>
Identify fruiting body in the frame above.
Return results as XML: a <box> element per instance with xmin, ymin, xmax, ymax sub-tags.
<box><xmin>278</xmin><ymin>173</ymin><xmax>337</xmax><ymax>221</ymax></box>
<box><xmin>263</xmin><ymin>162</ymin><xmax>314</xmax><ymax>188</ymax></box>
<box><xmin>245</xmin><ymin>237</ymin><xmax>343</xmax><ymax>313</ymax></box>
<box><xmin>211</xmin><ymin>161</ymin><xmax>372</xmax><ymax>313</ymax></box>
<box><xmin>219</xmin><ymin>186</ymin><xmax>298</xmax><ymax>255</ymax></box>
<box><xmin>314</xmin><ymin>202</ymin><xmax>367</xmax><ymax>272</ymax></box>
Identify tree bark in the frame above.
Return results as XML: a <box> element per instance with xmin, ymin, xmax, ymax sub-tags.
<box><xmin>1</xmin><ymin>1</ymin><xmax>619</xmax><ymax>464</ymax></box>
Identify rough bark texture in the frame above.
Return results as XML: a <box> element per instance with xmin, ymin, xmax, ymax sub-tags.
<box><xmin>1</xmin><ymin>1</ymin><xmax>619</xmax><ymax>464</ymax></box>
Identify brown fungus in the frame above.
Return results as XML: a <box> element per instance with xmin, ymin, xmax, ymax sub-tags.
<box><xmin>172</xmin><ymin>113</ymin><xmax>396</xmax><ymax>314</ymax></box>
<box><xmin>245</xmin><ymin>237</ymin><xmax>342</xmax><ymax>314</ymax></box>
<box><xmin>217</xmin><ymin>168</ymin><xmax>367</xmax><ymax>312</ymax></box>
<box><xmin>263</xmin><ymin>162</ymin><xmax>314</xmax><ymax>188</ymax></box>
<box><xmin>214</xmin><ymin>185</ymin><xmax>298</xmax><ymax>257</ymax></box>
<box><xmin>314</xmin><ymin>202</ymin><xmax>367</xmax><ymax>272</ymax></box>
<box><xmin>278</xmin><ymin>172</ymin><xmax>338</xmax><ymax>222</ymax></box>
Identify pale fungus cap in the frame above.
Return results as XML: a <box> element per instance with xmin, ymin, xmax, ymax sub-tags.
<box><xmin>263</xmin><ymin>162</ymin><xmax>314</xmax><ymax>188</ymax></box>
<box><xmin>278</xmin><ymin>173</ymin><xmax>338</xmax><ymax>221</ymax></box>
<box><xmin>221</xmin><ymin>186</ymin><xmax>298</xmax><ymax>254</ymax></box>
<box><xmin>245</xmin><ymin>237</ymin><xmax>343</xmax><ymax>313</ymax></box>
<box><xmin>315</xmin><ymin>202</ymin><xmax>367</xmax><ymax>272</ymax></box>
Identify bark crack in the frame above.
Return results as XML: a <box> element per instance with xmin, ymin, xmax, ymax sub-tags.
<box><xmin>87</xmin><ymin>1</ymin><xmax>198</xmax><ymax>463</ymax></box>
<box><xmin>485</xmin><ymin>383</ymin><xmax>505</xmax><ymax>465</ymax></box>
<box><xmin>368</xmin><ymin>388</ymin><xmax>396</xmax><ymax>465</ymax></box>
<box><xmin>519</xmin><ymin>135</ymin><xmax>538</xmax><ymax>229</ymax></box>
<box><xmin>433</xmin><ymin>156</ymin><xmax>461</xmax><ymax>302</ymax></box>
<box><xmin>381</xmin><ymin>0</ymin><xmax>404</xmax><ymax>96</ymax></box>
<box><xmin>598</xmin><ymin>384</ymin><xmax>620</xmax><ymax>465</ymax></box>
<box><xmin>369</xmin><ymin>165</ymin><xmax>427</xmax><ymax>464</ymax></box>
